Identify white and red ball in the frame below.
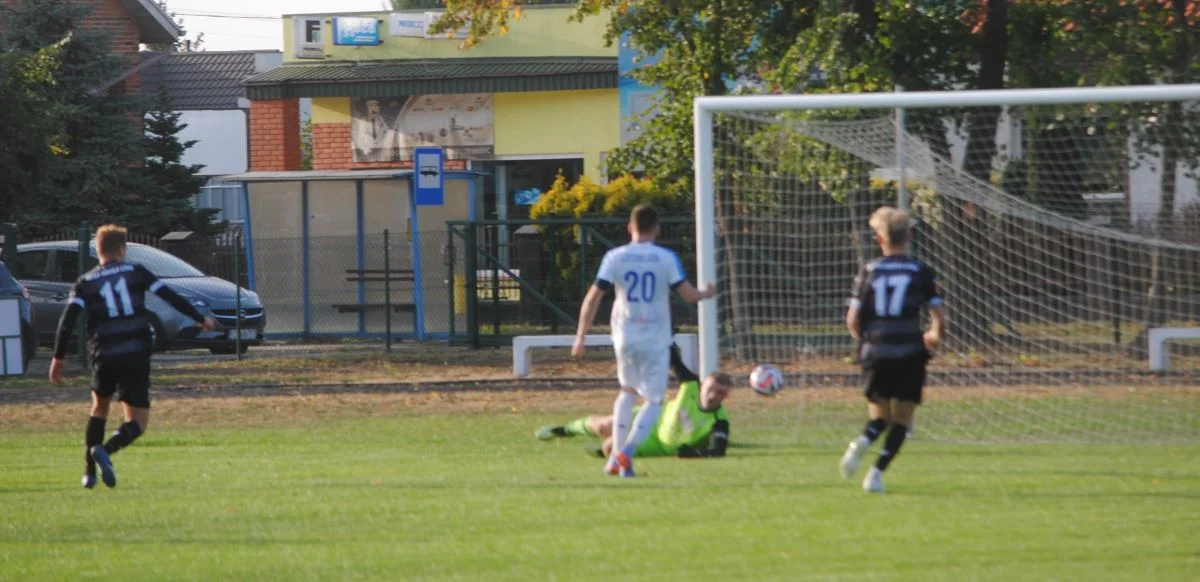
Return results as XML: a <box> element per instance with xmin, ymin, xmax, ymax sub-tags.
<box><xmin>749</xmin><ymin>364</ymin><xmax>784</xmax><ymax>396</ymax></box>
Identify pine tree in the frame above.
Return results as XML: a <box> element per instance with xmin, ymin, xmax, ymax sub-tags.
<box><xmin>2</xmin><ymin>0</ymin><xmax>146</xmax><ymax>236</ymax></box>
<box><xmin>123</xmin><ymin>86</ymin><xmax>225</xmax><ymax>237</ymax></box>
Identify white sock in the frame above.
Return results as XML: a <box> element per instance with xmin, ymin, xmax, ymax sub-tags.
<box><xmin>854</xmin><ymin>435</ymin><xmax>871</xmax><ymax>449</ymax></box>
<box><xmin>611</xmin><ymin>391</ymin><xmax>637</xmax><ymax>456</ymax></box>
<box><xmin>624</xmin><ymin>401</ymin><xmax>662</xmax><ymax>454</ymax></box>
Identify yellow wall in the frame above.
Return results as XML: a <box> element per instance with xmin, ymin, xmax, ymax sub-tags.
<box><xmin>309</xmin><ymin>90</ymin><xmax>619</xmax><ymax>180</ymax></box>
<box><xmin>283</xmin><ymin>7</ymin><xmax>612</xmax><ymax>63</ymax></box>
<box><xmin>311</xmin><ymin>98</ymin><xmax>351</xmax><ymax>124</ymax></box>
<box><xmin>493</xmin><ymin>89</ymin><xmax>619</xmax><ymax>179</ymax></box>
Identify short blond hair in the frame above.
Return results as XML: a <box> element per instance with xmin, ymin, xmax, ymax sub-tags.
<box><xmin>95</xmin><ymin>224</ymin><xmax>128</xmax><ymax>257</ymax></box>
<box><xmin>869</xmin><ymin>206</ymin><xmax>912</xmax><ymax>246</ymax></box>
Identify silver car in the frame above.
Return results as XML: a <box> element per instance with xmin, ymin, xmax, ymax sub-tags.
<box><xmin>13</xmin><ymin>241</ymin><xmax>265</xmax><ymax>355</ymax></box>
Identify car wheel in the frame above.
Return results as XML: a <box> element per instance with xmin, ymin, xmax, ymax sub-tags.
<box><xmin>209</xmin><ymin>344</ymin><xmax>249</xmax><ymax>356</ymax></box>
<box><xmin>148</xmin><ymin>315</ymin><xmax>168</xmax><ymax>353</ymax></box>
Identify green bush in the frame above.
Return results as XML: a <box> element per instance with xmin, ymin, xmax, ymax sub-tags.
<box><xmin>528</xmin><ymin>173</ymin><xmax>693</xmax><ymax>302</ymax></box>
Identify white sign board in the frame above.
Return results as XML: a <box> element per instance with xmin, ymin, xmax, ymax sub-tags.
<box><xmin>388</xmin><ymin>12</ymin><xmax>469</xmax><ymax>39</ymax></box>
<box><xmin>293</xmin><ymin>17</ymin><xmax>325</xmax><ymax>59</ymax></box>
<box><xmin>0</xmin><ymin>298</ymin><xmax>23</xmax><ymax>376</ymax></box>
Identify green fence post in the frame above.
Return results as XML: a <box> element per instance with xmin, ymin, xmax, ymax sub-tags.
<box><xmin>491</xmin><ymin>226</ymin><xmax>501</xmax><ymax>336</ymax></box>
<box><xmin>465</xmin><ymin>224</ymin><xmax>479</xmax><ymax>349</ymax></box>
<box><xmin>384</xmin><ymin>229</ymin><xmax>392</xmax><ymax>352</ymax></box>
<box><xmin>446</xmin><ymin>224</ymin><xmax>456</xmax><ymax>339</ymax></box>
<box><xmin>548</xmin><ymin>230</ymin><xmax>557</xmax><ymax>334</ymax></box>
<box><xmin>578</xmin><ymin>226</ymin><xmax>588</xmax><ymax>301</ymax></box>
<box><xmin>76</xmin><ymin>222</ymin><xmax>90</xmax><ymax>366</ymax></box>
<box><xmin>234</xmin><ymin>232</ymin><xmax>242</xmax><ymax>361</ymax></box>
<box><xmin>0</xmin><ymin>223</ymin><xmax>17</xmax><ymax>266</ymax></box>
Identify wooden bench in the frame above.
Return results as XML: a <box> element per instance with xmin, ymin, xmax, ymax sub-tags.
<box><xmin>334</xmin><ymin>268</ymin><xmax>417</xmax><ymax>323</ymax></box>
<box><xmin>1148</xmin><ymin>327</ymin><xmax>1200</xmax><ymax>371</ymax></box>
<box><xmin>512</xmin><ymin>333</ymin><xmax>698</xmax><ymax>378</ymax></box>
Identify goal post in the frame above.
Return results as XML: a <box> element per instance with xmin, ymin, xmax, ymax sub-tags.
<box><xmin>693</xmin><ymin>84</ymin><xmax>1200</xmax><ymax>443</ymax></box>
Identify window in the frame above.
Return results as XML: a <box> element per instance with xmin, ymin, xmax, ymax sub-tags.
<box><xmin>10</xmin><ymin>251</ymin><xmax>49</xmax><ymax>280</ymax></box>
<box><xmin>124</xmin><ymin>246</ymin><xmax>204</xmax><ymax>278</ymax></box>
<box><xmin>53</xmin><ymin>251</ymin><xmax>80</xmax><ymax>283</ymax></box>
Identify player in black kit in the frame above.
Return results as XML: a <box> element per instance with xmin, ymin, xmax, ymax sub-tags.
<box><xmin>49</xmin><ymin>225</ymin><xmax>216</xmax><ymax>489</ymax></box>
<box><xmin>839</xmin><ymin>207</ymin><xmax>946</xmax><ymax>493</ymax></box>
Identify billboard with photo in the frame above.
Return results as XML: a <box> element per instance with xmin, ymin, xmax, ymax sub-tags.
<box><xmin>350</xmin><ymin>94</ymin><xmax>493</xmax><ymax>163</ymax></box>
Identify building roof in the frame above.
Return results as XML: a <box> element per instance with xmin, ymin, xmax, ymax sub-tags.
<box><xmin>143</xmin><ymin>51</ymin><xmax>280</xmax><ymax>110</ymax></box>
<box><xmin>122</xmin><ymin>0</ymin><xmax>182</xmax><ymax>44</ymax></box>
<box><xmin>243</xmin><ymin>56</ymin><xmax>618</xmax><ymax>100</ymax></box>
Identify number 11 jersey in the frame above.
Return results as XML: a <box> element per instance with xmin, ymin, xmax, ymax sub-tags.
<box><xmin>595</xmin><ymin>242</ymin><xmax>687</xmax><ymax>352</ymax></box>
<box><xmin>68</xmin><ymin>262</ymin><xmax>162</xmax><ymax>360</ymax></box>
<box><xmin>849</xmin><ymin>255</ymin><xmax>943</xmax><ymax>360</ymax></box>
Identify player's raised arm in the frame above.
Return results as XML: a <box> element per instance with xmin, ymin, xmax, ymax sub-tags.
<box><xmin>572</xmin><ymin>252</ymin><xmax>615</xmax><ymax>357</ymax></box>
<box><xmin>923</xmin><ymin>265</ymin><xmax>946</xmax><ymax>350</ymax></box>
<box><xmin>845</xmin><ymin>265</ymin><xmax>869</xmax><ymax>341</ymax></box>
<box><xmin>669</xmin><ymin>251</ymin><xmax>715</xmax><ymax>304</ymax></box>
<box><xmin>50</xmin><ymin>281</ymin><xmax>86</xmax><ymax>382</ymax></box>
<box><xmin>139</xmin><ymin>265</ymin><xmax>216</xmax><ymax>331</ymax></box>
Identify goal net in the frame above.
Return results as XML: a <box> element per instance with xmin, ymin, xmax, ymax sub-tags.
<box><xmin>694</xmin><ymin>86</ymin><xmax>1200</xmax><ymax>443</ymax></box>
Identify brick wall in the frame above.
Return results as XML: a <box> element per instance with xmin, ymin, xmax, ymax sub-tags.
<box><xmin>250</xmin><ymin>99</ymin><xmax>302</xmax><ymax>172</ymax></box>
<box><xmin>311</xmin><ymin>122</ymin><xmax>467</xmax><ymax>171</ymax></box>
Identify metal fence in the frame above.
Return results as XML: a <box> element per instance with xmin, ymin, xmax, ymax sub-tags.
<box><xmin>446</xmin><ymin>218</ymin><xmax>699</xmax><ymax>347</ymax></box>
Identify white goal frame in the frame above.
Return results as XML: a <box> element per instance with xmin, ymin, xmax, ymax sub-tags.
<box><xmin>693</xmin><ymin>83</ymin><xmax>1200</xmax><ymax>378</ymax></box>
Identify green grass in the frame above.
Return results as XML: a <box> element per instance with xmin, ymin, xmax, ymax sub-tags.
<box><xmin>0</xmin><ymin>406</ymin><xmax>1197</xmax><ymax>580</ymax></box>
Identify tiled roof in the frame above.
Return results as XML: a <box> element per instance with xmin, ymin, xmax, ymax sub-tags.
<box><xmin>143</xmin><ymin>51</ymin><xmax>278</xmax><ymax>110</ymax></box>
<box><xmin>243</xmin><ymin>57</ymin><xmax>618</xmax><ymax>100</ymax></box>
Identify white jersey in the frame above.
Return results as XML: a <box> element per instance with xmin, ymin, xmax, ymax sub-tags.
<box><xmin>595</xmin><ymin>241</ymin><xmax>687</xmax><ymax>351</ymax></box>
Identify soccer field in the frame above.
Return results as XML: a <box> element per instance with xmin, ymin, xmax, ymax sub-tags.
<box><xmin>0</xmin><ymin>389</ymin><xmax>1197</xmax><ymax>581</ymax></box>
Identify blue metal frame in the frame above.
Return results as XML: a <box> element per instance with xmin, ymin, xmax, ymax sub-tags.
<box><xmin>408</xmin><ymin>178</ymin><xmax>426</xmax><ymax>341</ymax></box>
<box><xmin>356</xmin><ymin>180</ymin><xmax>366</xmax><ymax>336</ymax></box>
<box><xmin>240</xmin><ymin>182</ymin><xmax>257</xmax><ymax>290</ymax></box>
<box><xmin>468</xmin><ymin>175</ymin><xmax>477</xmax><ymax>220</ymax></box>
<box><xmin>301</xmin><ymin>181</ymin><xmax>311</xmax><ymax>337</ymax></box>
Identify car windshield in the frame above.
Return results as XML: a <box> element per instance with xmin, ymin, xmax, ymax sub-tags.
<box><xmin>125</xmin><ymin>246</ymin><xmax>205</xmax><ymax>278</ymax></box>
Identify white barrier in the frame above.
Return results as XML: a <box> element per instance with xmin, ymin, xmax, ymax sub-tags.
<box><xmin>0</xmin><ymin>298</ymin><xmax>24</xmax><ymax>376</ymax></box>
<box><xmin>513</xmin><ymin>333</ymin><xmax>699</xmax><ymax>378</ymax></box>
<box><xmin>1148</xmin><ymin>327</ymin><xmax>1200</xmax><ymax>371</ymax></box>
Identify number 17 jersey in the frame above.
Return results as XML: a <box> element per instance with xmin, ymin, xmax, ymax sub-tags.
<box><xmin>595</xmin><ymin>242</ymin><xmax>687</xmax><ymax>351</ymax></box>
<box><xmin>849</xmin><ymin>255</ymin><xmax>942</xmax><ymax>360</ymax></box>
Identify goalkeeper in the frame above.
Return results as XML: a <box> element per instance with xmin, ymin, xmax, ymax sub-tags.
<box><xmin>536</xmin><ymin>344</ymin><xmax>732</xmax><ymax>458</ymax></box>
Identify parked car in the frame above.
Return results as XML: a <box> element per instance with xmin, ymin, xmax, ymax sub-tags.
<box><xmin>11</xmin><ymin>241</ymin><xmax>265</xmax><ymax>355</ymax></box>
<box><xmin>0</xmin><ymin>260</ymin><xmax>36</xmax><ymax>371</ymax></box>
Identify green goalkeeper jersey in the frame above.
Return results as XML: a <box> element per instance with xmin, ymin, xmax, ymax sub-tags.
<box><xmin>651</xmin><ymin>379</ymin><xmax>729</xmax><ymax>454</ymax></box>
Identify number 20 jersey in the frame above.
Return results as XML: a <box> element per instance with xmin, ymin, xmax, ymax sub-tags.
<box><xmin>849</xmin><ymin>255</ymin><xmax>943</xmax><ymax>360</ymax></box>
<box><xmin>595</xmin><ymin>242</ymin><xmax>687</xmax><ymax>352</ymax></box>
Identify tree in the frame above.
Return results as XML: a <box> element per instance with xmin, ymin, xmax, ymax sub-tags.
<box><xmin>0</xmin><ymin>34</ymin><xmax>70</xmax><ymax>224</ymax></box>
<box><xmin>3</xmin><ymin>0</ymin><xmax>147</xmax><ymax>236</ymax></box>
<box><xmin>123</xmin><ymin>87</ymin><xmax>224</xmax><ymax>237</ymax></box>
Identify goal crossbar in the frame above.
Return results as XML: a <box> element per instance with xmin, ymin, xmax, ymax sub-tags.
<box><xmin>692</xmin><ymin>83</ymin><xmax>1200</xmax><ymax>378</ymax></box>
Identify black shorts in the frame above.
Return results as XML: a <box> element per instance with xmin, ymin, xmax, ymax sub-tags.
<box><xmin>92</xmin><ymin>356</ymin><xmax>152</xmax><ymax>408</ymax></box>
<box><xmin>863</xmin><ymin>353</ymin><xmax>928</xmax><ymax>405</ymax></box>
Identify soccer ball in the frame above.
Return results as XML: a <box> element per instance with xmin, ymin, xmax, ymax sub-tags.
<box><xmin>749</xmin><ymin>364</ymin><xmax>784</xmax><ymax>396</ymax></box>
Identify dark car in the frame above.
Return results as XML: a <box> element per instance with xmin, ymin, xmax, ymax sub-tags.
<box><xmin>0</xmin><ymin>260</ymin><xmax>36</xmax><ymax>372</ymax></box>
<box><xmin>12</xmin><ymin>241</ymin><xmax>265</xmax><ymax>355</ymax></box>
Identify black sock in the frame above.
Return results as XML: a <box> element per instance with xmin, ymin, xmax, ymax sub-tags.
<box><xmin>862</xmin><ymin>418</ymin><xmax>888</xmax><ymax>444</ymax></box>
<box><xmin>102</xmin><ymin>422</ymin><xmax>144</xmax><ymax>456</ymax></box>
<box><xmin>85</xmin><ymin>417</ymin><xmax>106</xmax><ymax>473</ymax></box>
<box><xmin>875</xmin><ymin>424</ymin><xmax>909</xmax><ymax>471</ymax></box>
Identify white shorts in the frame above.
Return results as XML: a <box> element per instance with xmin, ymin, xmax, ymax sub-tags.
<box><xmin>616</xmin><ymin>345</ymin><xmax>669</xmax><ymax>402</ymax></box>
